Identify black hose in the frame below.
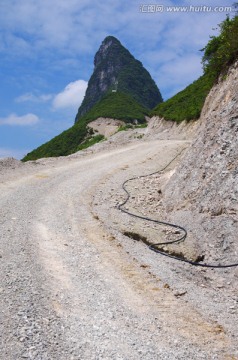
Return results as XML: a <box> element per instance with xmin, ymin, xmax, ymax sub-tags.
<box><xmin>117</xmin><ymin>151</ymin><xmax>238</xmax><ymax>268</ymax></box>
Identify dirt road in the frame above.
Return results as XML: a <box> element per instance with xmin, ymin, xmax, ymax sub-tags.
<box><xmin>0</xmin><ymin>140</ymin><xmax>237</xmax><ymax>359</ymax></box>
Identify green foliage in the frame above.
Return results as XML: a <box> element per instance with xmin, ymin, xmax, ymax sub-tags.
<box><xmin>151</xmin><ymin>74</ymin><xmax>213</xmax><ymax>122</ymax></box>
<box><xmin>76</xmin><ymin>134</ymin><xmax>105</xmax><ymax>151</ymax></box>
<box><xmin>202</xmin><ymin>15</ymin><xmax>238</xmax><ymax>80</ymax></box>
<box><xmin>117</xmin><ymin>122</ymin><xmax>148</xmax><ymax>132</ymax></box>
<box><xmin>134</xmin><ymin>123</ymin><xmax>148</xmax><ymax>129</ymax></box>
<box><xmin>117</xmin><ymin>124</ymin><xmax>134</xmax><ymax>132</ymax></box>
<box><xmin>22</xmin><ymin>120</ymin><xmax>88</xmax><ymax>161</ymax></box>
<box><xmin>81</xmin><ymin>92</ymin><xmax>149</xmax><ymax>123</ymax></box>
<box><xmin>117</xmin><ymin>59</ymin><xmax>163</xmax><ymax>109</ymax></box>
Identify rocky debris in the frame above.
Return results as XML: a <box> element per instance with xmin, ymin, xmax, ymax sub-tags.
<box><xmin>145</xmin><ymin>116</ymin><xmax>199</xmax><ymax>141</ymax></box>
<box><xmin>92</xmin><ymin>139</ymin><xmax>238</xmax><ymax>359</ymax></box>
<box><xmin>70</xmin><ymin>125</ymin><xmax>148</xmax><ymax>157</ymax></box>
<box><xmin>0</xmin><ymin>157</ymin><xmax>23</xmax><ymax>170</ymax></box>
<box><xmin>0</xmin><ymin>157</ymin><xmax>27</xmax><ymax>183</ymax></box>
<box><xmin>87</xmin><ymin>118</ymin><xmax>125</xmax><ymax>137</ymax></box>
<box><xmin>4</xmin><ymin>140</ymin><xmax>236</xmax><ymax>359</ymax></box>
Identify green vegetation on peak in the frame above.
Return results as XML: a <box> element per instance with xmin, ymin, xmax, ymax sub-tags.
<box><xmin>75</xmin><ymin>36</ymin><xmax>162</xmax><ymax>121</ymax></box>
<box><xmin>151</xmin><ymin>74</ymin><xmax>213</xmax><ymax>123</ymax></box>
<box><xmin>22</xmin><ymin>92</ymin><xmax>148</xmax><ymax>161</ymax></box>
<box><xmin>81</xmin><ymin>91</ymin><xmax>149</xmax><ymax>123</ymax></box>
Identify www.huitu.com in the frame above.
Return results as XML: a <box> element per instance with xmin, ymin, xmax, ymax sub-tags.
<box><xmin>139</xmin><ymin>4</ymin><xmax>234</xmax><ymax>13</ymax></box>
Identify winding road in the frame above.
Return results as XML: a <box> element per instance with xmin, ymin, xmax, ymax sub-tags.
<box><xmin>0</xmin><ymin>140</ymin><xmax>236</xmax><ymax>359</ymax></box>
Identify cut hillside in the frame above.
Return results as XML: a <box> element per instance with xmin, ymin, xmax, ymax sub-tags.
<box><xmin>147</xmin><ymin>14</ymin><xmax>238</xmax><ymax>266</ymax></box>
<box><xmin>22</xmin><ymin>92</ymin><xmax>148</xmax><ymax>161</ymax></box>
<box><xmin>160</xmin><ymin>60</ymin><xmax>238</xmax><ymax>270</ymax></box>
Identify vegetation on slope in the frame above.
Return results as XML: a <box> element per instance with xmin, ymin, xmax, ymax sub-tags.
<box><xmin>151</xmin><ymin>74</ymin><xmax>213</xmax><ymax>122</ymax></box>
<box><xmin>202</xmin><ymin>14</ymin><xmax>238</xmax><ymax>81</ymax></box>
<box><xmin>23</xmin><ymin>121</ymin><xmax>88</xmax><ymax>161</ymax></box>
<box><xmin>81</xmin><ymin>92</ymin><xmax>148</xmax><ymax>123</ymax></box>
<box><xmin>22</xmin><ymin>92</ymin><xmax>148</xmax><ymax>161</ymax></box>
<box><xmin>116</xmin><ymin>59</ymin><xmax>163</xmax><ymax>110</ymax></box>
<box><xmin>76</xmin><ymin>134</ymin><xmax>105</xmax><ymax>151</ymax></box>
<box><xmin>152</xmin><ymin>13</ymin><xmax>238</xmax><ymax>123</ymax></box>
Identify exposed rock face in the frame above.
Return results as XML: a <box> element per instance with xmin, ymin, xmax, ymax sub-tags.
<box><xmin>75</xmin><ymin>36</ymin><xmax>162</xmax><ymax>122</ymax></box>
<box><xmin>87</xmin><ymin>118</ymin><xmax>125</xmax><ymax>138</ymax></box>
<box><xmin>145</xmin><ymin>116</ymin><xmax>199</xmax><ymax>140</ymax></box>
<box><xmin>162</xmin><ymin>61</ymin><xmax>238</xmax><ymax>267</ymax></box>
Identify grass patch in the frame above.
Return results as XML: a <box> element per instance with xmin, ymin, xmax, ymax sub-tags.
<box><xmin>76</xmin><ymin>134</ymin><xmax>105</xmax><ymax>151</ymax></box>
<box><xmin>117</xmin><ymin>124</ymin><xmax>134</xmax><ymax>132</ymax></box>
<box><xmin>134</xmin><ymin>123</ymin><xmax>148</xmax><ymax>129</ymax></box>
<box><xmin>117</xmin><ymin>122</ymin><xmax>148</xmax><ymax>133</ymax></box>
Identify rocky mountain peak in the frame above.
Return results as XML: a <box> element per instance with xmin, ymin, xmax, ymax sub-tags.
<box><xmin>94</xmin><ymin>36</ymin><xmax>121</xmax><ymax>68</ymax></box>
<box><xmin>75</xmin><ymin>36</ymin><xmax>162</xmax><ymax>122</ymax></box>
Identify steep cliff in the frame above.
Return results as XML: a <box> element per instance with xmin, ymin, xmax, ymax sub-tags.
<box><xmin>162</xmin><ymin>61</ymin><xmax>238</xmax><ymax>268</ymax></box>
<box><xmin>75</xmin><ymin>36</ymin><xmax>162</xmax><ymax>122</ymax></box>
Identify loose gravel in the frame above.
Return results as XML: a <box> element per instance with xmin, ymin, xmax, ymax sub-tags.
<box><xmin>0</xmin><ymin>139</ymin><xmax>237</xmax><ymax>359</ymax></box>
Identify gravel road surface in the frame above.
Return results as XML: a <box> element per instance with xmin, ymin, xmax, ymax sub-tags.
<box><xmin>0</xmin><ymin>140</ymin><xmax>237</xmax><ymax>359</ymax></box>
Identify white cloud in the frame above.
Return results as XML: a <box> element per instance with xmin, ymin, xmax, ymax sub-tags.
<box><xmin>0</xmin><ymin>113</ymin><xmax>39</xmax><ymax>126</ymax></box>
<box><xmin>0</xmin><ymin>0</ymin><xmax>231</xmax><ymax>101</ymax></box>
<box><xmin>158</xmin><ymin>53</ymin><xmax>203</xmax><ymax>97</ymax></box>
<box><xmin>0</xmin><ymin>0</ymin><xmax>230</xmax><ymax>58</ymax></box>
<box><xmin>53</xmin><ymin>80</ymin><xmax>87</xmax><ymax>110</ymax></box>
<box><xmin>15</xmin><ymin>92</ymin><xmax>52</xmax><ymax>103</ymax></box>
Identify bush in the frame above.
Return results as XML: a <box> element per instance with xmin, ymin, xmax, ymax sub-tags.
<box><xmin>202</xmin><ymin>15</ymin><xmax>238</xmax><ymax>81</ymax></box>
<box><xmin>76</xmin><ymin>134</ymin><xmax>105</xmax><ymax>151</ymax></box>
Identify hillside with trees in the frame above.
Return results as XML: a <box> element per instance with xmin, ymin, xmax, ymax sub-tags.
<box><xmin>152</xmin><ymin>13</ymin><xmax>238</xmax><ymax>122</ymax></box>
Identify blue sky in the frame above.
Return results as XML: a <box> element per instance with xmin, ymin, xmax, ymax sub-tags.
<box><xmin>0</xmin><ymin>0</ymin><xmax>234</xmax><ymax>159</ymax></box>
